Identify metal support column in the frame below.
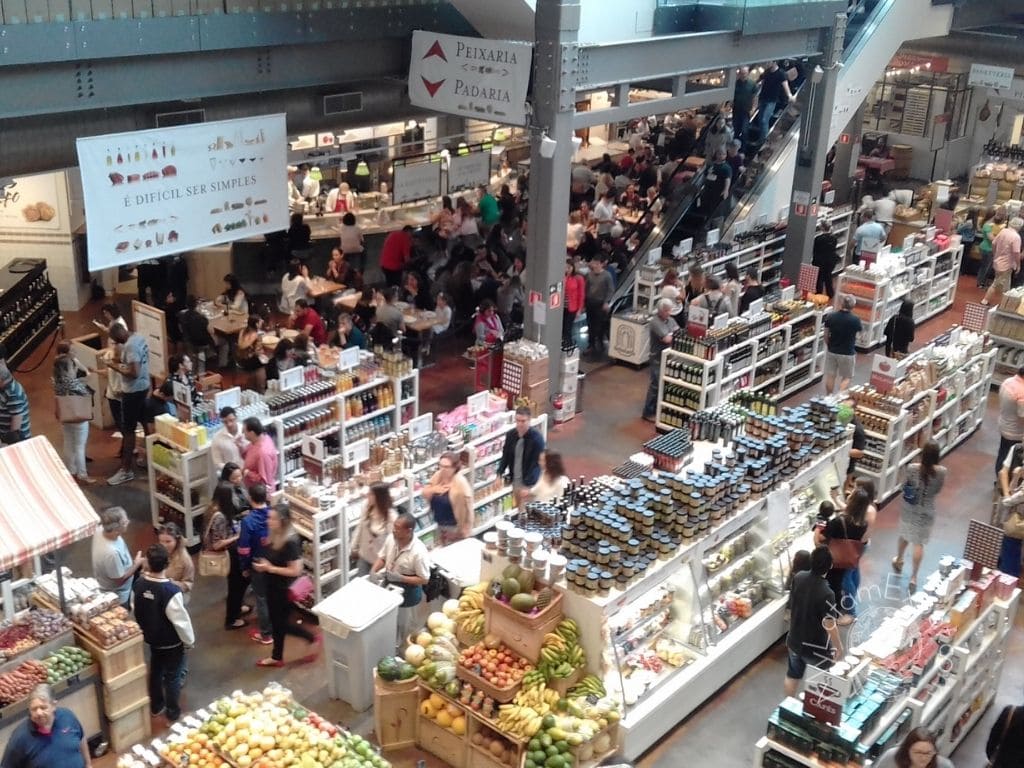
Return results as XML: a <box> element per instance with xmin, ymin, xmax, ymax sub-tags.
<box><xmin>524</xmin><ymin>0</ymin><xmax>580</xmax><ymax>388</ymax></box>
<box><xmin>781</xmin><ymin>13</ymin><xmax>846</xmax><ymax>282</ymax></box>
<box><xmin>830</xmin><ymin>103</ymin><xmax>867</xmax><ymax>204</ymax></box>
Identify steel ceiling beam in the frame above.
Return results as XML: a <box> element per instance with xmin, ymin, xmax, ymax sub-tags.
<box><xmin>575</xmin><ymin>28</ymin><xmax>823</xmax><ymax>92</ymax></box>
<box><xmin>572</xmin><ymin>86</ymin><xmax>732</xmax><ymax>130</ymax></box>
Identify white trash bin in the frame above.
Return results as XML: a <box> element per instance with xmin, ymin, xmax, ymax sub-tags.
<box><xmin>313</xmin><ymin>577</ymin><xmax>403</xmax><ymax>712</ymax></box>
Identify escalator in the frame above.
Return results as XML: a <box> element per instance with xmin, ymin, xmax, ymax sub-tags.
<box><xmin>721</xmin><ymin>0</ymin><xmax>955</xmax><ymax>238</ymax></box>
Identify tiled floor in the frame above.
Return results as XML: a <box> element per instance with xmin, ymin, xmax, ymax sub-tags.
<box><xmin>12</xmin><ymin>273</ymin><xmax>1017</xmax><ymax>767</ymax></box>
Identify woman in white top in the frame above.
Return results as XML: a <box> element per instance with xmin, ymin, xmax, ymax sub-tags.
<box><xmin>454</xmin><ymin>197</ymin><xmax>480</xmax><ymax>243</ymax></box>
<box><xmin>529</xmin><ymin>451</ymin><xmax>571</xmax><ymax>503</ymax></box>
<box><xmin>432</xmin><ymin>292</ymin><xmax>453</xmax><ymax>336</ymax></box>
<box><xmin>215</xmin><ymin>273</ymin><xmax>249</xmax><ymax>315</ymax></box>
<box><xmin>338</xmin><ymin>211</ymin><xmax>365</xmax><ymax>272</ymax></box>
<box><xmin>279</xmin><ymin>259</ymin><xmax>311</xmax><ymax>314</ymax></box>
<box><xmin>722</xmin><ymin>262</ymin><xmax>742</xmax><ymax>317</ymax></box>
<box><xmin>352</xmin><ymin>483</ymin><xmax>397</xmax><ymax>576</ymax></box>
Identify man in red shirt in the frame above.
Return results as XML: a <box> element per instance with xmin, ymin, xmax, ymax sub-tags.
<box><xmin>380</xmin><ymin>225</ymin><xmax>414</xmax><ymax>287</ymax></box>
<box><xmin>242</xmin><ymin>417</ymin><xmax>278</xmax><ymax>491</ymax></box>
<box><xmin>292</xmin><ymin>299</ymin><xmax>327</xmax><ymax>346</ymax></box>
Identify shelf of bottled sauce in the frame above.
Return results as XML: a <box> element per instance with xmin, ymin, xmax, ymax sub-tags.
<box><xmin>669</xmin><ymin>314</ymin><xmax>774</xmax><ymax>361</ymax></box>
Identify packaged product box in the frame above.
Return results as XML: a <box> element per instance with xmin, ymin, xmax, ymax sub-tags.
<box><xmin>24</xmin><ymin>0</ymin><xmax>47</xmax><ymax>21</ymax></box>
<box><xmin>47</xmin><ymin>0</ymin><xmax>70</xmax><ymax>20</ymax></box>
<box><xmin>996</xmin><ymin>573</ymin><xmax>1018</xmax><ymax>601</ymax></box>
<box><xmin>110</xmin><ymin>0</ymin><xmax>131</xmax><ymax>17</ymax></box>
<box><xmin>131</xmin><ymin>0</ymin><xmax>151</xmax><ymax>17</ymax></box>
<box><xmin>949</xmin><ymin>589</ymin><xmax>979</xmax><ymax>634</ymax></box>
<box><xmin>1</xmin><ymin>0</ymin><xmax>29</xmax><ymax>23</ymax></box>
<box><xmin>968</xmin><ymin>571</ymin><xmax>998</xmax><ymax>609</ymax></box>
<box><xmin>69</xmin><ymin>0</ymin><xmax>91</xmax><ymax>19</ymax></box>
<box><xmin>89</xmin><ymin>0</ymin><xmax>110</xmax><ymax>18</ymax></box>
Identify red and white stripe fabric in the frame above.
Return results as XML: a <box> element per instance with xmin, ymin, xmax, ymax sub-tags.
<box><xmin>0</xmin><ymin>436</ymin><xmax>100</xmax><ymax>570</ymax></box>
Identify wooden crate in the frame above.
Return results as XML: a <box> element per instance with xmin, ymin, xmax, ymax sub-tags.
<box><xmin>485</xmin><ymin>604</ymin><xmax>561</xmax><ymax>662</ymax></box>
<box><xmin>74</xmin><ymin>631</ymin><xmax>145</xmax><ymax>683</ymax></box>
<box><xmin>484</xmin><ymin>589</ymin><xmax>563</xmax><ymax>630</ymax></box>
<box><xmin>454</xmin><ymin>661</ymin><xmax>521</xmax><ymax>703</ymax></box>
<box><xmin>416</xmin><ymin>706</ymin><xmax>467</xmax><ymax>768</ymax></box>
<box><xmin>468</xmin><ymin>704</ymin><xmax>526</xmax><ymax>768</ymax></box>
<box><xmin>102</xmin><ymin>662</ymin><xmax>148</xmax><ymax>718</ymax></box>
<box><xmin>107</xmin><ymin>695</ymin><xmax>151</xmax><ymax>752</ymax></box>
<box><xmin>373</xmin><ymin>671</ymin><xmax>418</xmax><ymax>751</ymax></box>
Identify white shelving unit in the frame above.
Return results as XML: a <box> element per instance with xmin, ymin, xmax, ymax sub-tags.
<box><xmin>851</xmin><ymin>332</ymin><xmax>994</xmax><ymax>501</ymax></box>
<box><xmin>836</xmin><ymin>243</ymin><xmax>961</xmax><ymax>352</ymax></box>
<box><xmin>753</xmin><ymin>587</ymin><xmax>1020</xmax><ymax>768</ymax></box>
<box><xmin>264</xmin><ymin>369</ymin><xmax>419</xmax><ymax>488</ymax></box>
<box><xmin>655</xmin><ymin>310</ymin><xmax>826</xmax><ymax>430</ymax></box>
<box><xmin>146</xmin><ymin>434</ymin><xmax>214</xmax><ymax>547</ymax></box>
<box><xmin>987</xmin><ymin>297</ymin><xmax>1024</xmax><ymax>386</ymax></box>
<box><xmin>282</xmin><ymin>493</ymin><xmax>346</xmax><ymax>606</ymax></box>
<box><xmin>338</xmin><ymin>473</ymin><xmax>414</xmax><ymax>581</ymax></box>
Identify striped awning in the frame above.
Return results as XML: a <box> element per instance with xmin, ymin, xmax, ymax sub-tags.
<box><xmin>0</xmin><ymin>436</ymin><xmax>100</xmax><ymax>570</ymax></box>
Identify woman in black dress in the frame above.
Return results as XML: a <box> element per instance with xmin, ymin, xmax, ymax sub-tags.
<box><xmin>252</xmin><ymin>506</ymin><xmax>320</xmax><ymax>667</ymax></box>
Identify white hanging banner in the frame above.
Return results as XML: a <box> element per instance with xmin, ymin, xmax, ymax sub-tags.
<box><xmin>408</xmin><ymin>30</ymin><xmax>533</xmax><ymax>126</ymax></box>
<box><xmin>76</xmin><ymin>114</ymin><xmax>289</xmax><ymax>271</ymax></box>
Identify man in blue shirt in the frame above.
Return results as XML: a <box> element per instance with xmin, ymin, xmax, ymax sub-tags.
<box><xmin>2</xmin><ymin>684</ymin><xmax>91</xmax><ymax>767</ymax></box>
<box><xmin>237</xmin><ymin>483</ymin><xmax>273</xmax><ymax>644</ymax></box>
<box><xmin>0</xmin><ymin>360</ymin><xmax>30</xmax><ymax>444</ymax></box>
<box><xmin>107</xmin><ymin>323</ymin><xmax>150</xmax><ymax>485</ymax></box>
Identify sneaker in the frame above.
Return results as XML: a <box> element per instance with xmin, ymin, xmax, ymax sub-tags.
<box><xmin>107</xmin><ymin>469</ymin><xmax>135</xmax><ymax>486</ymax></box>
<box><xmin>111</xmin><ymin>431</ymin><xmax>123</xmax><ymax>439</ymax></box>
<box><xmin>249</xmin><ymin>629</ymin><xmax>272</xmax><ymax>645</ymax></box>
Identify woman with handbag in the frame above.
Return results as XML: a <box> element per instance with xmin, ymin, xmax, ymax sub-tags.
<box><xmin>997</xmin><ymin>443</ymin><xmax>1024</xmax><ymax>577</ymax></box>
<box><xmin>816</xmin><ymin>488</ymin><xmax>870</xmax><ymax>625</ymax></box>
<box><xmin>986</xmin><ymin>702</ymin><xmax>1023</xmax><ymax>767</ymax></box>
<box><xmin>892</xmin><ymin>441</ymin><xmax>947</xmax><ymax>593</ymax></box>
<box><xmin>252</xmin><ymin>506</ymin><xmax>320</xmax><ymax>668</ymax></box>
<box><xmin>203</xmin><ymin>480</ymin><xmax>250</xmax><ymax>630</ymax></box>
<box><xmin>52</xmin><ymin>341</ymin><xmax>95</xmax><ymax>485</ymax></box>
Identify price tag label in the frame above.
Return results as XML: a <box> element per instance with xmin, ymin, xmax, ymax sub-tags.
<box><xmin>712</xmin><ymin>312</ymin><xmax>728</xmax><ymax>330</ymax></box>
<box><xmin>748</xmin><ymin>298</ymin><xmax>764</xmax><ymax>317</ymax></box>
<box><xmin>706</xmin><ymin>228</ymin><xmax>720</xmax><ymax>247</ymax></box>
<box><xmin>925</xmin><ymin>226</ymin><xmax>937</xmax><ymax>242</ymax></box>
<box><xmin>302</xmin><ymin>436</ymin><xmax>325</xmax><ymax>461</ymax></box>
<box><xmin>823</xmin><ymin>189</ymin><xmax>835</xmax><ymax>204</ymax></box>
<box><xmin>781</xmin><ymin>285</ymin><xmax>795</xmax><ymax>302</ymax></box>
<box><xmin>869</xmin><ymin>354</ymin><xmax>897</xmax><ymax>393</ymax></box>
<box><xmin>407</xmin><ymin>413</ymin><xmax>433</xmax><ymax>441</ymax></box>
<box><xmin>172</xmin><ymin>380</ymin><xmax>191</xmax><ymax>407</ymax></box>
<box><xmin>687</xmin><ymin>305</ymin><xmax>709</xmax><ymax>338</ymax></box>
<box><xmin>339</xmin><ymin>347</ymin><xmax>360</xmax><ymax>370</ymax></box>
<box><xmin>343</xmin><ymin>437</ymin><xmax>370</xmax><ymax>468</ymax></box>
<box><xmin>214</xmin><ymin>386</ymin><xmax>241</xmax><ymax>412</ymax></box>
<box><xmin>755</xmin><ymin>214</ymin><xmax>768</xmax><ymax>228</ymax></box>
<box><xmin>902</xmin><ymin>234</ymin><xmax>916</xmax><ymax>253</ymax></box>
<box><xmin>279</xmin><ymin>366</ymin><xmax>304</xmax><ymax>391</ymax></box>
<box><xmin>647</xmin><ymin>246</ymin><xmax>662</xmax><ymax>266</ymax></box>
<box><xmin>679</xmin><ymin>237</ymin><xmax>693</xmax><ymax>256</ymax></box>
<box><xmin>467</xmin><ymin>391</ymin><xmax>489</xmax><ymax>417</ymax></box>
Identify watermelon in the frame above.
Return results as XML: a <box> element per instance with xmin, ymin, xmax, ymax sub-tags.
<box><xmin>377</xmin><ymin>656</ymin><xmax>405</xmax><ymax>682</ymax></box>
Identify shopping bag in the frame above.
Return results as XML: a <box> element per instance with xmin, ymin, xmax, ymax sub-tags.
<box><xmin>197</xmin><ymin>549</ymin><xmax>230</xmax><ymax>577</ymax></box>
<box><xmin>288</xmin><ymin>574</ymin><xmax>314</xmax><ymax>604</ymax></box>
<box><xmin>56</xmin><ymin>394</ymin><xmax>92</xmax><ymax>423</ymax></box>
<box><xmin>1004</xmin><ymin>508</ymin><xmax>1024</xmax><ymax>540</ymax></box>
<box><xmin>827</xmin><ymin>516</ymin><xmax>864</xmax><ymax>569</ymax></box>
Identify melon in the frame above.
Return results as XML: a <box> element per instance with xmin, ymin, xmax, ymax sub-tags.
<box><xmin>510</xmin><ymin>593</ymin><xmax>536</xmax><ymax>613</ymax></box>
<box><xmin>427</xmin><ymin>612</ymin><xmax>448</xmax><ymax>630</ymax></box>
<box><xmin>442</xmin><ymin>599</ymin><xmax>461</xmax><ymax>619</ymax></box>
<box><xmin>502</xmin><ymin>564</ymin><xmax>522</xmax><ymax>581</ymax></box>
<box><xmin>517</xmin><ymin>570</ymin><xmax>536</xmax><ymax>592</ymax></box>
<box><xmin>501</xmin><ymin>578</ymin><xmax>521</xmax><ymax>598</ymax></box>
<box><xmin>404</xmin><ymin>644</ymin><xmax>426</xmax><ymax>667</ymax></box>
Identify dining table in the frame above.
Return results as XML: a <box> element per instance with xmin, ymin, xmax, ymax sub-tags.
<box><xmin>306</xmin><ymin>277</ymin><xmax>346</xmax><ymax>299</ymax></box>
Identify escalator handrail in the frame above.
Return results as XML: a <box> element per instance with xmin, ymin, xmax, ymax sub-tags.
<box><xmin>720</xmin><ymin>0</ymin><xmax>892</xmax><ymax>239</ymax></box>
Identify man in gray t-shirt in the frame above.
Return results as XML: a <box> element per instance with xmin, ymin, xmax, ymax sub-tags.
<box><xmin>643</xmin><ymin>299</ymin><xmax>680</xmax><ymax>422</ymax></box>
<box><xmin>108</xmin><ymin>324</ymin><xmax>151</xmax><ymax>486</ymax></box>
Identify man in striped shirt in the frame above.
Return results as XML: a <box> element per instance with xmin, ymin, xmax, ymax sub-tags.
<box><xmin>0</xmin><ymin>358</ymin><xmax>30</xmax><ymax>445</ymax></box>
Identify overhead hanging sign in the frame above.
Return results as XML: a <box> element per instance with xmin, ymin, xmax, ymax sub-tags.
<box><xmin>76</xmin><ymin>114</ymin><xmax>288</xmax><ymax>271</ymax></box>
<box><xmin>408</xmin><ymin>30</ymin><xmax>533</xmax><ymax>126</ymax></box>
<box><xmin>392</xmin><ymin>154</ymin><xmax>444</xmax><ymax>205</ymax></box>
<box><xmin>448</xmin><ymin>147</ymin><xmax>492</xmax><ymax>193</ymax></box>
<box><xmin>968</xmin><ymin>63</ymin><xmax>1015</xmax><ymax>90</ymax></box>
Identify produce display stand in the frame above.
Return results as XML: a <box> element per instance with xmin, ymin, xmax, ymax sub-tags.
<box><xmin>849</xmin><ymin>327</ymin><xmax>993</xmax><ymax>502</ymax></box>
<box><xmin>0</xmin><ymin>437</ymin><xmax>107</xmax><ymax>752</ymax></box>
<box><xmin>656</xmin><ymin>303</ymin><xmax>827</xmax><ymax>430</ymax></box>
<box><xmin>835</xmin><ymin>240</ymin><xmax>962</xmax><ymax>351</ymax></box>
<box><xmin>112</xmin><ymin>684</ymin><xmax>393</xmax><ymax>768</ymax></box>
<box><xmin>753</xmin><ymin>572</ymin><xmax>1020</xmax><ymax>767</ymax></box>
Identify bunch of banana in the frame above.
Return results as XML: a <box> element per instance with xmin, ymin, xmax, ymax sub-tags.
<box><xmin>538</xmin><ymin>619</ymin><xmax>586</xmax><ymax>678</ymax></box>
<box><xmin>455</xmin><ymin>583</ymin><xmax>487</xmax><ymax>639</ymax></box>
<box><xmin>567</xmin><ymin>674</ymin><xmax>606</xmax><ymax>699</ymax></box>
<box><xmin>496</xmin><ymin>703</ymin><xmax>544</xmax><ymax>738</ymax></box>
<box><xmin>513</xmin><ymin>684</ymin><xmax>560</xmax><ymax>715</ymax></box>
<box><xmin>521</xmin><ymin>668</ymin><xmax>548</xmax><ymax>691</ymax></box>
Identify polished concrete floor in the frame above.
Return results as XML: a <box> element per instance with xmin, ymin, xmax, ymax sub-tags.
<box><xmin>14</xmin><ymin>273</ymin><xmax>1019</xmax><ymax>767</ymax></box>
